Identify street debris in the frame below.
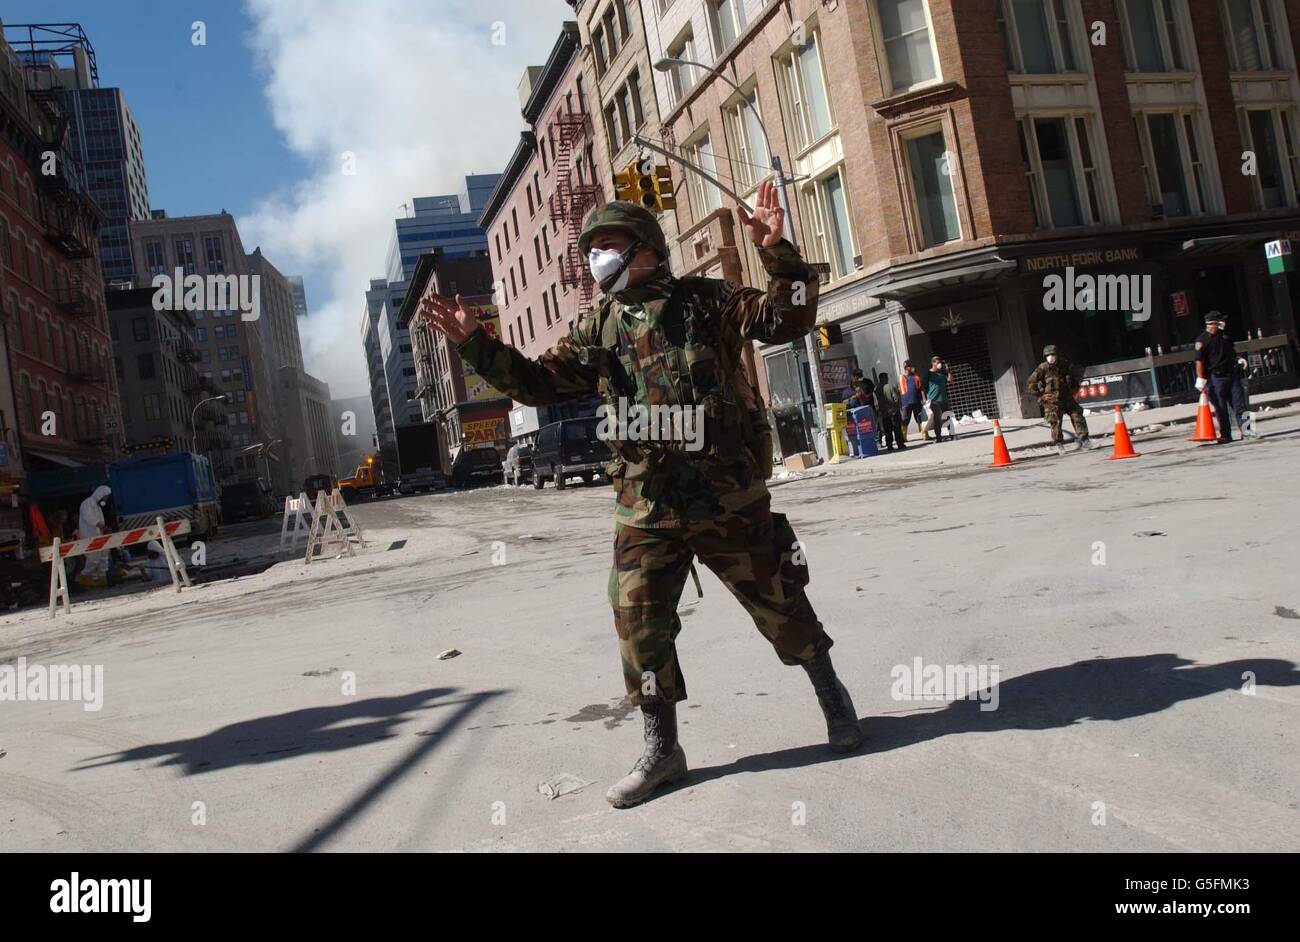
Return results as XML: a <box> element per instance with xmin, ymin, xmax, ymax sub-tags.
<box><xmin>537</xmin><ymin>773</ymin><xmax>590</xmax><ymax>800</ymax></box>
<box><xmin>437</xmin><ymin>648</ymin><xmax>461</xmax><ymax>660</ymax></box>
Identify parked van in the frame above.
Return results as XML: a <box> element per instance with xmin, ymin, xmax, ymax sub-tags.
<box><xmin>530</xmin><ymin>417</ymin><xmax>610</xmax><ymax>490</ymax></box>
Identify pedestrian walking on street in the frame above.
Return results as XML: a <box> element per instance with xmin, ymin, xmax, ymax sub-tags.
<box><xmin>898</xmin><ymin>361</ymin><xmax>927</xmax><ymax>442</ymax></box>
<box><xmin>874</xmin><ymin>372</ymin><xmax>904</xmax><ymax>451</ymax></box>
<box><xmin>1027</xmin><ymin>345</ymin><xmax>1095</xmax><ymax>454</ymax></box>
<box><xmin>421</xmin><ymin>183</ymin><xmax>862</xmax><ymax>810</ymax></box>
<box><xmin>923</xmin><ymin>355</ymin><xmax>953</xmax><ymax>443</ymax></box>
<box><xmin>1195</xmin><ymin>311</ymin><xmax>1255</xmax><ymax>443</ymax></box>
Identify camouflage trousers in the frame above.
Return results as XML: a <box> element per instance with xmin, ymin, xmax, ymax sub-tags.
<box><xmin>1041</xmin><ymin>396</ymin><xmax>1088</xmax><ymax>443</ymax></box>
<box><xmin>609</xmin><ymin>494</ymin><xmax>833</xmax><ymax>705</ymax></box>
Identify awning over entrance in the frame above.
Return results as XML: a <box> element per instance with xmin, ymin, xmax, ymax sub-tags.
<box><xmin>25</xmin><ymin>450</ymin><xmax>83</xmax><ymax>469</ymax></box>
<box><xmin>862</xmin><ymin>249</ymin><xmax>1018</xmax><ymax>301</ymax></box>
<box><xmin>1175</xmin><ymin>234</ymin><xmax>1268</xmax><ymax>257</ymax></box>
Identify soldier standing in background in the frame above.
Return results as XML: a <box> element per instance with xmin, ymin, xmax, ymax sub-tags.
<box><xmin>421</xmin><ymin>182</ymin><xmax>862</xmax><ymax>810</ymax></box>
<box><xmin>1027</xmin><ymin>344</ymin><xmax>1096</xmax><ymax>454</ymax></box>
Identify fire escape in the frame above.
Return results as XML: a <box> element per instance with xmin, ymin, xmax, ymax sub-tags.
<box><xmin>548</xmin><ymin>110</ymin><xmax>601</xmax><ymax>315</ymax></box>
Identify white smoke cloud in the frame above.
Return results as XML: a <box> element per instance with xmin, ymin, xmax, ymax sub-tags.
<box><xmin>237</xmin><ymin>0</ymin><xmax>569</xmax><ymax>398</ymax></box>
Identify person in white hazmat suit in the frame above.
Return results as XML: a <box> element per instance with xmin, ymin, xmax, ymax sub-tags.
<box><xmin>76</xmin><ymin>485</ymin><xmax>114</xmax><ymax>585</ymax></box>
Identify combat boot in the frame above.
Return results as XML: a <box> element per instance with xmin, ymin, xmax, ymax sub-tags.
<box><xmin>802</xmin><ymin>651</ymin><xmax>864</xmax><ymax>752</ymax></box>
<box><xmin>605</xmin><ymin>698</ymin><xmax>688</xmax><ymax>809</ymax></box>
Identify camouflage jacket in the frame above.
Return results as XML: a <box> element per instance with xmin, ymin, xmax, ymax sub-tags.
<box><xmin>1027</xmin><ymin>359</ymin><xmax>1081</xmax><ymax>400</ymax></box>
<box><xmin>457</xmin><ymin>239</ymin><xmax>818</xmax><ymax>529</ymax></box>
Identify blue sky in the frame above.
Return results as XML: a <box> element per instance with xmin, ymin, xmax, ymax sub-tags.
<box><xmin>3</xmin><ymin>0</ymin><xmax>304</xmax><ymax>218</ymax></box>
<box><xmin>4</xmin><ymin>1</ymin><xmax>569</xmax><ymax>397</ymax></box>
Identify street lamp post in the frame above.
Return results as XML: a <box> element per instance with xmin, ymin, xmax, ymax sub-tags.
<box><xmin>190</xmin><ymin>394</ymin><xmax>229</xmax><ymax>454</ymax></box>
<box><xmin>653</xmin><ymin>56</ymin><xmax>828</xmax><ymax>458</ymax></box>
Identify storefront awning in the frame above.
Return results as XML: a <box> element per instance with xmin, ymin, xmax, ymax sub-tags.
<box><xmin>1177</xmin><ymin>234</ymin><xmax>1267</xmax><ymax>257</ymax></box>
<box><xmin>25</xmin><ymin>450</ymin><xmax>83</xmax><ymax>468</ymax></box>
<box><xmin>862</xmin><ymin>252</ymin><xmax>1018</xmax><ymax>301</ymax></box>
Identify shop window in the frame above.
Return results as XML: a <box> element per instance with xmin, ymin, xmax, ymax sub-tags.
<box><xmin>998</xmin><ymin>0</ymin><xmax>1080</xmax><ymax>74</ymax></box>
<box><xmin>903</xmin><ymin>128</ymin><xmax>961</xmax><ymax>248</ymax></box>
<box><xmin>1119</xmin><ymin>0</ymin><xmax>1187</xmax><ymax>72</ymax></box>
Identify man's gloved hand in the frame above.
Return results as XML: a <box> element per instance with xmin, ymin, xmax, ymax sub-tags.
<box><xmin>1195</xmin><ymin>377</ymin><xmax>1208</xmax><ymax>391</ymax></box>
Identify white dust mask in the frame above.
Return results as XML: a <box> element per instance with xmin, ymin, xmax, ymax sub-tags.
<box><xmin>588</xmin><ymin>242</ymin><xmax>641</xmax><ymax>293</ymax></box>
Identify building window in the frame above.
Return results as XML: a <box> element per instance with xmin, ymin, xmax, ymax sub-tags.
<box><xmin>542</xmin><ymin>226</ymin><xmax>551</xmax><ymax>261</ymax></box>
<box><xmin>543</xmin><ymin>290</ymin><xmax>552</xmax><ymax>326</ymax></box>
<box><xmin>998</xmin><ymin>0</ymin><xmax>1080</xmax><ymax>74</ymax></box>
<box><xmin>526</xmin><ymin>307</ymin><xmax>535</xmax><ymax>342</ymax></box>
<box><xmin>1019</xmin><ymin>115</ymin><xmax>1106</xmax><ymax>229</ymax></box>
<box><xmin>204</xmin><ymin>236</ymin><xmax>226</xmax><ymax>273</ymax></box>
<box><xmin>143</xmin><ymin>394</ymin><xmax>161</xmax><ymax>420</ymax></box>
<box><xmin>137</xmin><ymin>353</ymin><xmax>156</xmax><ymax>380</ymax></box>
<box><xmin>1222</xmin><ymin>0</ymin><xmax>1284</xmax><ymax>72</ymax></box>
<box><xmin>667</xmin><ymin>27</ymin><xmax>697</xmax><ymax>105</ymax></box>
<box><xmin>519</xmin><ymin>255</ymin><xmax>527</xmax><ymax>289</ymax></box>
<box><xmin>1241</xmin><ymin>106</ymin><xmax>1300</xmax><ymax>207</ymax></box>
<box><xmin>593</xmin><ymin>24</ymin><xmax>608</xmax><ymax>77</ymax></box>
<box><xmin>1119</xmin><ymin>0</ymin><xmax>1187</xmax><ymax>72</ymax></box>
<box><xmin>802</xmin><ymin>167</ymin><xmax>859</xmax><ymax>276</ymax></box>
<box><xmin>776</xmin><ymin>33</ymin><xmax>834</xmax><ymax>152</ymax></box>
<box><xmin>709</xmin><ymin>0</ymin><xmax>747</xmax><ymax>53</ymax></box>
<box><xmin>174</xmin><ymin>239</ymin><xmax>196</xmax><ymax>275</ymax></box>
<box><xmin>876</xmin><ymin>0</ymin><xmax>940</xmax><ymax>93</ymax></box>
<box><xmin>724</xmin><ymin>88</ymin><xmax>772</xmax><ymax>191</ymax></box>
<box><xmin>534</xmin><ymin>235</ymin><xmax>543</xmax><ymax>271</ymax></box>
<box><xmin>605</xmin><ymin>103</ymin><xmax>622</xmax><ymax>152</ymax></box>
<box><xmin>132</xmin><ymin>316</ymin><xmax>149</xmax><ymax>341</ymax></box>
<box><xmin>144</xmin><ymin>241</ymin><xmax>165</xmax><ymax>277</ymax></box>
<box><xmin>904</xmin><ymin>128</ymin><xmax>961</xmax><ymax>247</ymax></box>
<box><xmin>684</xmin><ymin>134</ymin><xmax>723</xmax><ymax>216</ymax></box>
<box><xmin>526</xmin><ymin>187</ymin><xmax>535</xmax><ymax>216</ymax></box>
<box><xmin>628</xmin><ymin>71</ymin><xmax>645</xmax><ymax>129</ymax></box>
<box><xmin>1133</xmin><ymin>112</ymin><xmax>1209</xmax><ymax>216</ymax></box>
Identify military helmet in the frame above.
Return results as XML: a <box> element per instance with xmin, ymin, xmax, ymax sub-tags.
<box><xmin>578</xmin><ymin>201</ymin><xmax>669</xmax><ymax>260</ymax></box>
<box><xmin>1043</xmin><ymin>344</ymin><xmax>1058</xmax><ymax>357</ymax></box>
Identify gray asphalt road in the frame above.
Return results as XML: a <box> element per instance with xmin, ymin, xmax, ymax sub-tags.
<box><xmin>2</xmin><ymin>412</ymin><xmax>1297</xmax><ymax>852</ymax></box>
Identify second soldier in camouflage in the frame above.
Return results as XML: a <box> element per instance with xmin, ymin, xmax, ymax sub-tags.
<box><xmin>421</xmin><ymin>181</ymin><xmax>862</xmax><ymax>809</ymax></box>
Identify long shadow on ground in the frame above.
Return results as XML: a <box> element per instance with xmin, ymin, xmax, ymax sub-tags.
<box><xmin>684</xmin><ymin>653</ymin><xmax>1299</xmax><ymax>786</ymax></box>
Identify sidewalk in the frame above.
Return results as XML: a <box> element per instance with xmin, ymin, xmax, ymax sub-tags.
<box><xmin>774</xmin><ymin>386</ymin><xmax>1300</xmax><ymax>481</ymax></box>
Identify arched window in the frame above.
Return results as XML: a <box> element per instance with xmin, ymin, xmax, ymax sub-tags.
<box><xmin>51</xmin><ymin>324</ymin><xmax>63</xmax><ymax>367</ymax></box>
<box><xmin>38</xmin><ymin>313</ymin><xmax>50</xmax><ymax>362</ymax></box>
<box><xmin>62</xmin><ymin>393</ymin><xmax>73</xmax><ymax>437</ymax></box>
<box><xmin>22</xmin><ymin>301</ymin><xmax>35</xmax><ymax>352</ymax></box>
<box><xmin>36</xmin><ymin>379</ymin><xmax>48</xmax><ymax>428</ymax></box>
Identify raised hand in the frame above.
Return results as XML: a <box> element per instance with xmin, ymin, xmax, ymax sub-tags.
<box><xmin>421</xmin><ymin>293</ymin><xmax>479</xmax><ymax>345</ymax></box>
<box><xmin>735</xmin><ymin>178</ymin><xmax>786</xmax><ymax>247</ymax></box>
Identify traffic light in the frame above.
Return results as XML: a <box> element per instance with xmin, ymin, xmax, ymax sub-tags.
<box><xmin>652</xmin><ymin>164</ymin><xmax>676</xmax><ymax>211</ymax></box>
<box><xmin>613</xmin><ymin>164</ymin><xmax>638</xmax><ymax>202</ymax></box>
<box><xmin>630</xmin><ymin>158</ymin><xmax>657</xmax><ymax>211</ymax></box>
<box><xmin>818</xmin><ymin>323</ymin><xmax>843</xmax><ymax>348</ymax></box>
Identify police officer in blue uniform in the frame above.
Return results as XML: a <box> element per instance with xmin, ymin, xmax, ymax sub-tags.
<box><xmin>1194</xmin><ymin>311</ymin><xmax>1254</xmax><ymax>443</ymax></box>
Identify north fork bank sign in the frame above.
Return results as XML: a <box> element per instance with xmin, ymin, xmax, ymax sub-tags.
<box><xmin>1020</xmin><ymin>246</ymin><xmax>1142</xmax><ymax>273</ymax></box>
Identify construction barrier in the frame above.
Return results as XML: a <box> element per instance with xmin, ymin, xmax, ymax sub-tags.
<box><xmin>39</xmin><ymin>517</ymin><xmax>192</xmax><ymax>618</ymax></box>
<box><xmin>304</xmin><ymin>489</ymin><xmax>365</xmax><ymax>564</ymax></box>
<box><xmin>279</xmin><ymin>492</ymin><xmax>315</xmax><ymax>551</ymax></box>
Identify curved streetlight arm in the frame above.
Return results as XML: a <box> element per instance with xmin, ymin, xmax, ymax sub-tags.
<box><xmin>190</xmin><ymin>395</ymin><xmax>228</xmax><ymax>454</ymax></box>
<box><xmin>654</xmin><ymin>57</ymin><xmax>775</xmax><ymax>167</ymax></box>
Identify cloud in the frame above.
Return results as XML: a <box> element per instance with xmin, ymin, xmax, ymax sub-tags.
<box><xmin>237</xmin><ymin>0</ymin><xmax>568</xmax><ymax>399</ymax></box>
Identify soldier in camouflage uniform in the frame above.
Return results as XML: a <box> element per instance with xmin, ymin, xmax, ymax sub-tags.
<box><xmin>422</xmin><ymin>181</ymin><xmax>862</xmax><ymax>808</ymax></box>
<box><xmin>1027</xmin><ymin>344</ymin><xmax>1096</xmax><ymax>452</ymax></box>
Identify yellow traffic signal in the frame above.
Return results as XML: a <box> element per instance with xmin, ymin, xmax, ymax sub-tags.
<box><xmin>629</xmin><ymin>158</ymin><xmax>656</xmax><ymax>210</ymax></box>
<box><xmin>652</xmin><ymin>165</ymin><xmax>676</xmax><ymax>211</ymax></box>
<box><xmin>613</xmin><ymin>165</ymin><xmax>638</xmax><ymax>202</ymax></box>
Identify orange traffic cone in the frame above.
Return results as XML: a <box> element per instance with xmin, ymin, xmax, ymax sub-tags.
<box><xmin>1188</xmin><ymin>392</ymin><xmax>1217</xmax><ymax>442</ymax></box>
<box><xmin>989</xmin><ymin>420</ymin><xmax>1014</xmax><ymax>468</ymax></box>
<box><xmin>1110</xmin><ymin>404</ymin><xmax>1140</xmax><ymax>460</ymax></box>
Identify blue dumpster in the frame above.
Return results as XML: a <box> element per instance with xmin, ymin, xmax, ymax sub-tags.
<box><xmin>846</xmin><ymin>405</ymin><xmax>879</xmax><ymax>457</ymax></box>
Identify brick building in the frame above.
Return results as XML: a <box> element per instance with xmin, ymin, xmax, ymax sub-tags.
<box><xmin>128</xmin><ymin>211</ymin><xmax>273</xmax><ymax>484</ymax></box>
<box><xmin>399</xmin><ymin>251</ymin><xmax>509</xmax><ymax>470</ymax></box>
<box><xmin>477</xmin><ymin>21</ymin><xmax>610</xmax><ymax>441</ymax></box>
<box><xmin>0</xmin><ymin>25</ymin><xmax>116</xmax><ymax>481</ymax></box>
<box><xmin>107</xmin><ymin>286</ymin><xmax>205</xmax><ymax>454</ymax></box>
<box><xmin>642</xmin><ymin>0</ymin><xmax>1300</xmax><ymax>439</ymax></box>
